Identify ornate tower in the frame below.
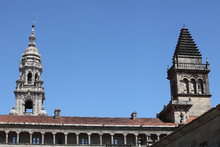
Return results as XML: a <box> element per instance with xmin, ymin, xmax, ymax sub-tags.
<box><xmin>10</xmin><ymin>24</ymin><xmax>47</xmax><ymax>116</ymax></box>
<box><xmin>158</xmin><ymin>27</ymin><xmax>211</xmax><ymax>123</ymax></box>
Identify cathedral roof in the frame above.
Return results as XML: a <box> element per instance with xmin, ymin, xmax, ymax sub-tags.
<box><xmin>173</xmin><ymin>27</ymin><xmax>202</xmax><ymax>58</ymax></box>
<box><xmin>0</xmin><ymin>115</ymin><xmax>175</xmax><ymax>126</ymax></box>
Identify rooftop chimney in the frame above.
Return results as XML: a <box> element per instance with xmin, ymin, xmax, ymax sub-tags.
<box><xmin>54</xmin><ymin>109</ymin><xmax>61</xmax><ymax>118</ymax></box>
<box><xmin>130</xmin><ymin>111</ymin><xmax>137</xmax><ymax>120</ymax></box>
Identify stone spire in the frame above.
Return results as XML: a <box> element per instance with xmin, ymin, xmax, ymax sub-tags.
<box><xmin>10</xmin><ymin>23</ymin><xmax>47</xmax><ymax>116</ymax></box>
<box><xmin>173</xmin><ymin>28</ymin><xmax>202</xmax><ymax>64</ymax></box>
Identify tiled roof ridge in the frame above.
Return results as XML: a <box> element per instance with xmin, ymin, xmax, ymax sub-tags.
<box><xmin>0</xmin><ymin>114</ymin><xmax>159</xmax><ymax>119</ymax></box>
<box><xmin>0</xmin><ymin>115</ymin><xmax>176</xmax><ymax>126</ymax></box>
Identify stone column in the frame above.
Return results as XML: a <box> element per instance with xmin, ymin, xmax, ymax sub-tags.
<box><xmin>156</xmin><ymin>134</ymin><xmax>160</xmax><ymax>141</ymax></box>
<box><xmin>65</xmin><ymin>133</ymin><xmax>68</xmax><ymax>145</ymax></box>
<box><xmin>135</xmin><ymin>134</ymin><xmax>138</xmax><ymax>146</ymax></box>
<box><xmin>53</xmin><ymin>133</ymin><xmax>56</xmax><ymax>145</ymax></box>
<box><xmin>88</xmin><ymin>134</ymin><xmax>91</xmax><ymax>145</ymax></box>
<box><xmin>148</xmin><ymin>134</ymin><xmax>152</xmax><ymax>142</ymax></box>
<box><xmin>30</xmin><ymin>133</ymin><xmax>32</xmax><ymax>144</ymax></box>
<box><xmin>17</xmin><ymin>132</ymin><xmax>20</xmax><ymax>144</ymax></box>
<box><xmin>146</xmin><ymin>134</ymin><xmax>149</xmax><ymax>145</ymax></box>
<box><xmin>41</xmin><ymin>133</ymin><xmax>44</xmax><ymax>145</ymax></box>
<box><xmin>76</xmin><ymin>134</ymin><xmax>79</xmax><ymax>145</ymax></box>
<box><xmin>99</xmin><ymin>134</ymin><xmax>102</xmax><ymax>145</ymax></box>
<box><xmin>5</xmin><ymin>132</ymin><xmax>8</xmax><ymax>144</ymax></box>
<box><xmin>111</xmin><ymin>134</ymin><xmax>114</xmax><ymax>145</ymax></box>
<box><xmin>123</xmin><ymin>134</ymin><xmax>127</xmax><ymax>145</ymax></box>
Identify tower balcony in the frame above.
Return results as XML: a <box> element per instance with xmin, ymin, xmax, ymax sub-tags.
<box><xmin>174</xmin><ymin>63</ymin><xmax>209</xmax><ymax>71</ymax></box>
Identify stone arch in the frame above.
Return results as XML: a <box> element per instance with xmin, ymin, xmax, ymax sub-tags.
<box><xmin>79</xmin><ymin>133</ymin><xmax>88</xmax><ymax>145</ymax></box>
<box><xmin>32</xmin><ymin>132</ymin><xmax>41</xmax><ymax>144</ymax></box>
<box><xmin>0</xmin><ymin>131</ymin><xmax>6</xmax><ymax>143</ymax></box>
<box><xmin>19</xmin><ymin>132</ymin><xmax>30</xmax><ymax>144</ymax></box>
<box><xmin>198</xmin><ymin>79</ymin><xmax>204</xmax><ymax>94</ymax></box>
<box><xmin>102</xmin><ymin>133</ymin><xmax>111</xmax><ymax>145</ymax></box>
<box><xmin>138</xmin><ymin>134</ymin><xmax>147</xmax><ymax>145</ymax></box>
<box><xmin>67</xmin><ymin>133</ymin><xmax>76</xmax><ymax>145</ymax></box>
<box><xmin>191</xmin><ymin>79</ymin><xmax>197</xmax><ymax>94</ymax></box>
<box><xmin>91</xmin><ymin>133</ymin><xmax>100</xmax><ymax>145</ymax></box>
<box><xmin>183</xmin><ymin>78</ymin><xmax>189</xmax><ymax>94</ymax></box>
<box><xmin>8</xmin><ymin>131</ymin><xmax>17</xmax><ymax>144</ymax></box>
<box><xmin>126</xmin><ymin>134</ymin><xmax>135</xmax><ymax>145</ymax></box>
<box><xmin>35</xmin><ymin>73</ymin><xmax>38</xmax><ymax>81</ymax></box>
<box><xmin>44</xmin><ymin>132</ymin><xmax>53</xmax><ymax>144</ymax></box>
<box><xmin>113</xmin><ymin>134</ymin><xmax>124</xmax><ymax>145</ymax></box>
<box><xmin>55</xmin><ymin>132</ymin><xmax>65</xmax><ymax>144</ymax></box>
<box><xmin>27</xmin><ymin>72</ymin><xmax>32</xmax><ymax>84</ymax></box>
<box><xmin>25</xmin><ymin>99</ymin><xmax>33</xmax><ymax>114</ymax></box>
<box><xmin>159</xmin><ymin>134</ymin><xmax>167</xmax><ymax>139</ymax></box>
<box><xmin>150</xmin><ymin>134</ymin><xmax>157</xmax><ymax>142</ymax></box>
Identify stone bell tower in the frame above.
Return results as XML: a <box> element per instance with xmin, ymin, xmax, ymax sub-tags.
<box><xmin>10</xmin><ymin>24</ymin><xmax>47</xmax><ymax>116</ymax></box>
<box><xmin>158</xmin><ymin>27</ymin><xmax>211</xmax><ymax>123</ymax></box>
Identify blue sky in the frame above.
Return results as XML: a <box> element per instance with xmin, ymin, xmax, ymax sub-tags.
<box><xmin>0</xmin><ymin>0</ymin><xmax>219</xmax><ymax>117</ymax></box>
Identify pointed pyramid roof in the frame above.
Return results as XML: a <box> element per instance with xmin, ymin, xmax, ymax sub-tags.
<box><xmin>173</xmin><ymin>27</ymin><xmax>202</xmax><ymax>58</ymax></box>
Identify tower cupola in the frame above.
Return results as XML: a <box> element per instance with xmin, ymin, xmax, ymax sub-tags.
<box><xmin>10</xmin><ymin>23</ymin><xmax>47</xmax><ymax>116</ymax></box>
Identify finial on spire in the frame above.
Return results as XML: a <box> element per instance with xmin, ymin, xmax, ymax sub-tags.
<box><xmin>29</xmin><ymin>16</ymin><xmax>36</xmax><ymax>47</ymax></box>
<box><xmin>32</xmin><ymin>15</ymin><xmax>36</xmax><ymax>33</ymax></box>
<box><xmin>183</xmin><ymin>24</ymin><xmax>186</xmax><ymax>28</ymax></box>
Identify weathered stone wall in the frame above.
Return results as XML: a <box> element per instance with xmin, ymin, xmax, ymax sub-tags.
<box><xmin>178</xmin><ymin>97</ymin><xmax>210</xmax><ymax>117</ymax></box>
<box><xmin>167</xmin><ymin>115</ymin><xmax>220</xmax><ymax>147</ymax></box>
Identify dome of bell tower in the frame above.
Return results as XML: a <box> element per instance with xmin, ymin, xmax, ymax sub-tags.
<box><xmin>10</xmin><ymin>23</ymin><xmax>47</xmax><ymax>116</ymax></box>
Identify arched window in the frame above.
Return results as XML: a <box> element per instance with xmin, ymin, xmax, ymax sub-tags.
<box><xmin>27</xmin><ymin>72</ymin><xmax>32</xmax><ymax>84</ymax></box>
<box><xmin>35</xmin><ymin>73</ymin><xmax>38</xmax><ymax>82</ymax></box>
<box><xmin>183</xmin><ymin>78</ymin><xmax>189</xmax><ymax>94</ymax></box>
<box><xmin>191</xmin><ymin>79</ymin><xmax>197</xmax><ymax>94</ymax></box>
<box><xmin>25</xmin><ymin>100</ymin><xmax>33</xmax><ymax>114</ymax></box>
<box><xmin>198</xmin><ymin>79</ymin><xmax>204</xmax><ymax>94</ymax></box>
